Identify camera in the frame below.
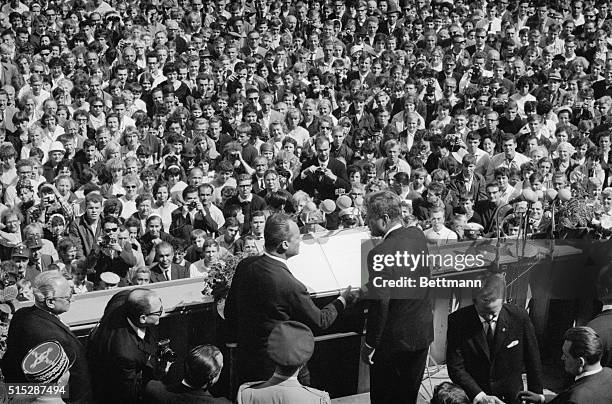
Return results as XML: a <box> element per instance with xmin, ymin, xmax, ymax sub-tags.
<box><xmin>188</xmin><ymin>201</ymin><xmax>198</xmax><ymax>210</ymax></box>
<box><xmin>157</xmin><ymin>339</ymin><xmax>177</xmax><ymax>362</ymax></box>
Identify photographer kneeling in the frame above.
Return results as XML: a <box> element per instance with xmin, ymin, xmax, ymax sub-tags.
<box><xmin>88</xmin><ymin>288</ymin><xmax>170</xmax><ymax>404</ymax></box>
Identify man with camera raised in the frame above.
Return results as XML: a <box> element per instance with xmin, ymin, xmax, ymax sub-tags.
<box><xmin>89</xmin><ymin>216</ymin><xmax>137</xmax><ymax>288</ymax></box>
<box><xmin>170</xmin><ymin>184</ymin><xmax>220</xmax><ymax>240</ymax></box>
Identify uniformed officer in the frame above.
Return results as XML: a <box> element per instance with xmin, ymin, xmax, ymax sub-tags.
<box><xmin>236</xmin><ymin>321</ymin><xmax>331</xmax><ymax>404</ymax></box>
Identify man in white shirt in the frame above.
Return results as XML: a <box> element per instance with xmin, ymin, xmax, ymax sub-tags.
<box><xmin>487</xmin><ymin>133</ymin><xmax>530</xmax><ymax>181</ymax></box>
<box><xmin>424</xmin><ymin>206</ymin><xmax>458</xmax><ymax>245</ymax></box>
<box><xmin>198</xmin><ymin>183</ymin><xmax>225</xmax><ymax>229</ymax></box>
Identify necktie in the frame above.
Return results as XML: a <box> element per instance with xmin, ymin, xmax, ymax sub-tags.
<box><xmin>486</xmin><ymin>319</ymin><xmax>495</xmax><ymax>354</ymax></box>
<box><xmin>36</xmin><ymin>261</ymin><xmax>41</xmax><ymax>272</ymax></box>
<box><xmin>164</xmin><ymin>269</ymin><xmax>170</xmax><ymax>281</ymax></box>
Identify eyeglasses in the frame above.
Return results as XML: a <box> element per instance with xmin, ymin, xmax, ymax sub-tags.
<box><xmin>51</xmin><ymin>291</ymin><xmax>74</xmax><ymax>301</ymax></box>
<box><xmin>146</xmin><ymin>307</ymin><xmax>164</xmax><ymax>316</ymax></box>
<box><xmin>104</xmin><ymin>227</ymin><xmax>119</xmax><ymax>232</ymax></box>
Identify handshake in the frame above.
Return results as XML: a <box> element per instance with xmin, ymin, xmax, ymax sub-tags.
<box><xmin>339</xmin><ymin>285</ymin><xmax>364</xmax><ymax>308</ymax></box>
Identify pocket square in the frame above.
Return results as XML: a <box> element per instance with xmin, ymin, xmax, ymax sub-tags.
<box><xmin>506</xmin><ymin>340</ymin><xmax>519</xmax><ymax>348</ymax></box>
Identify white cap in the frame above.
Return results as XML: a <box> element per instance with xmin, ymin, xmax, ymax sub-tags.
<box><xmin>49</xmin><ymin>141</ymin><xmax>65</xmax><ymax>153</ymax></box>
<box><xmin>100</xmin><ymin>272</ymin><xmax>120</xmax><ymax>286</ymax></box>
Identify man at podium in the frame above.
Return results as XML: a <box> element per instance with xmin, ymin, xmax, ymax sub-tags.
<box><xmin>225</xmin><ymin>213</ymin><xmax>356</xmax><ymax>387</ymax></box>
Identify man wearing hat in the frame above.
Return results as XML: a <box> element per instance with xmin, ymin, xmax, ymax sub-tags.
<box><xmin>11</xmin><ymin>244</ymin><xmax>39</xmax><ymax>283</ymax></box>
<box><xmin>237</xmin><ymin>321</ymin><xmax>331</xmax><ymax>403</ymax></box>
<box><xmin>42</xmin><ymin>141</ymin><xmax>66</xmax><ymax>183</ymax></box>
<box><xmin>2</xmin><ymin>272</ymin><xmax>92</xmax><ymax>403</ymax></box>
<box><xmin>25</xmin><ymin>234</ymin><xmax>54</xmax><ymax>273</ymax></box>
<box><xmin>18</xmin><ymin>341</ymin><xmax>71</xmax><ymax>395</ymax></box>
<box><xmin>378</xmin><ymin>2</ymin><xmax>401</xmax><ymax>39</ymax></box>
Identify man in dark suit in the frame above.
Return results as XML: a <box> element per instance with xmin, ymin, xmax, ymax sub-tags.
<box><xmin>346</xmin><ymin>53</ymin><xmax>377</xmax><ymax>89</ymax></box>
<box><xmin>519</xmin><ymin>326</ymin><xmax>612</xmax><ymax>404</ymax></box>
<box><xmin>2</xmin><ymin>271</ymin><xmax>92</xmax><ymax>403</ymax></box>
<box><xmin>225</xmin><ymin>213</ymin><xmax>355</xmax><ymax>387</ymax></box>
<box><xmin>587</xmin><ymin>265</ymin><xmax>612</xmax><ymax>367</ymax></box>
<box><xmin>447</xmin><ymin>273</ymin><xmax>544</xmax><ymax>404</ymax></box>
<box><xmin>170</xmin><ymin>185</ymin><xmax>220</xmax><ymax>240</ymax></box>
<box><xmin>88</xmin><ymin>288</ymin><xmax>164</xmax><ymax>404</ymax></box>
<box><xmin>449</xmin><ymin>154</ymin><xmax>488</xmax><ymax>205</ymax></box>
<box><xmin>293</xmin><ymin>136</ymin><xmax>351</xmax><ymax>201</ymax></box>
<box><xmin>69</xmin><ymin>192</ymin><xmax>103</xmax><ymax>259</ymax></box>
<box><xmin>144</xmin><ymin>344</ymin><xmax>231</xmax><ymax>404</ymax></box>
<box><xmin>361</xmin><ymin>190</ymin><xmax>433</xmax><ymax>404</ymax></box>
<box><xmin>149</xmin><ymin>242</ymin><xmax>190</xmax><ymax>283</ymax></box>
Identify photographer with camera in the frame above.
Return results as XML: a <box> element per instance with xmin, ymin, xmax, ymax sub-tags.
<box><xmin>88</xmin><ymin>288</ymin><xmax>170</xmax><ymax>404</ymax></box>
<box><xmin>170</xmin><ymin>185</ymin><xmax>220</xmax><ymax>241</ymax></box>
<box><xmin>89</xmin><ymin>216</ymin><xmax>137</xmax><ymax>288</ymax></box>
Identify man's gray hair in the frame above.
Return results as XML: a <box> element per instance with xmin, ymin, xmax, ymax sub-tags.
<box><xmin>33</xmin><ymin>271</ymin><xmax>66</xmax><ymax>304</ymax></box>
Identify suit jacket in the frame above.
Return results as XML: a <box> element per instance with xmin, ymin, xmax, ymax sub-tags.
<box><xmin>88</xmin><ymin>298</ymin><xmax>159</xmax><ymax>404</ymax></box>
<box><xmin>237</xmin><ymin>376</ymin><xmax>331</xmax><ymax>404</ymax></box>
<box><xmin>446</xmin><ymin>304</ymin><xmax>544</xmax><ymax>404</ymax></box>
<box><xmin>365</xmin><ymin>226</ymin><xmax>434</xmax><ymax>355</ymax></box>
<box><xmin>346</xmin><ymin>70</ymin><xmax>377</xmax><ymax>88</ymax></box>
<box><xmin>293</xmin><ymin>157</ymin><xmax>351</xmax><ymax>201</ymax></box>
<box><xmin>2</xmin><ymin>106</ymin><xmax>18</xmax><ymax>132</ymax></box>
<box><xmin>169</xmin><ymin>206</ymin><xmax>219</xmax><ymax>241</ymax></box>
<box><xmin>0</xmin><ymin>62</ymin><xmax>18</xmax><ymax>88</ymax></box>
<box><xmin>549</xmin><ymin>367</ymin><xmax>612</xmax><ymax>404</ymax></box>
<box><xmin>587</xmin><ymin>309</ymin><xmax>612</xmax><ymax>367</ymax></box>
<box><xmin>222</xmin><ymin>194</ymin><xmax>267</xmax><ymax>235</ymax></box>
<box><xmin>225</xmin><ymin>254</ymin><xmax>345</xmax><ymax>355</ymax></box>
<box><xmin>149</xmin><ymin>263</ymin><xmax>190</xmax><ymax>283</ymax></box>
<box><xmin>2</xmin><ymin>306</ymin><xmax>92</xmax><ymax>403</ymax></box>
<box><xmin>144</xmin><ymin>380</ymin><xmax>231</xmax><ymax>404</ymax></box>
<box><xmin>69</xmin><ymin>215</ymin><xmax>102</xmax><ymax>259</ymax></box>
<box><xmin>449</xmin><ymin>172</ymin><xmax>488</xmax><ymax>205</ymax></box>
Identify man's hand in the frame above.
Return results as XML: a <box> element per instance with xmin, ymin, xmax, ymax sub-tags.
<box><xmin>340</xmin><ymin>286</ymin><xmax>361</xmax><ymax>307</ymax></box>
<box><xmin>517</xmin><ymin>391</ymin><xmax>545</xmax><ymax>403</ymax></box>
<box><xmin>361</xmin><ymin>344</ymin><xmax>375</xmax><ymax>365</ymax></box>
<box><xmin>323</xmin><ymin>168</ymin><xmax>337</xmax><ymax>182</ymax></box>
<box><xmin>152</xmin><ymin>238</ymin><xmax>163</xmax><ymax>245</ymax></box>
<box><xmin>110</xmin><ymin>239</ymin><xmax>123</xmax><ymax>252</ymax></box>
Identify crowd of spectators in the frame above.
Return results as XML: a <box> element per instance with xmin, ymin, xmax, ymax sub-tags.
<box><xmin>2</xmin><ymin>0</ymin><xmax>612</xmax><ymax>401</ymax></box>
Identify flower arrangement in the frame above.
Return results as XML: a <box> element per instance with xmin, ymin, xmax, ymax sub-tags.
<box><xmin>201</xmin><ymin>253</ymin><xmax>248</xmax><ymax>301</ymax></box>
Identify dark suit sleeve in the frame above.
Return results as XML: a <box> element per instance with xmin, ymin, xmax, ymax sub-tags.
<box><xmin>446</xmin><ymin>312</ymin><xmax>484</xmax><ymax>399</ymax></box>
<box><xmin>364</xmin><ymin>248</ymin><xmax>391</xmax><ymax>349</ymax></box>
<box><xmin>169</xmin><ymin>209</ymin><xmax>185</xmax><ymax>239</ymax></box>
<box><xmin>522</xmin><ymin>311</ymin><xmax>544</xmax><ymax>394</ymax></box>
<box><xmin>224</xmin><ymin>261</ymin><xmax>245</xmax><ymax>344</ymax></box>
<box><xmin>69</xmin><ymin>222</ymin><xmax>84</xmax><ymax>259</ymax></box>
<box><xmin>331</xmin><ymin>161</ymin><xmax>351</xmax><ymax>192</ymax></box>
<box><xmin>114</xmin><ymin>351</ymin><xmax>144</xmax><ymax>403</ymax></box>
<box><xmin>287</xmin><ymin>279</ymin><xmax>344</xmax><ymax>331</ymax></box>
<box><xmin>195</xmin><ymin>210</ymin><xmax>219</xmax><ymax>234</ymax></box>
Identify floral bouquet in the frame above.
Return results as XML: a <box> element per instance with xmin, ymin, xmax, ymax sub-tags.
<box><xmin>201</xmin><ymin>253</ymin><xmax>247</xmax><ymax>301</ymax></box>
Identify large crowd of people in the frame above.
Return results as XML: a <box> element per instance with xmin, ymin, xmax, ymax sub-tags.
<box><xmin>1</xmin><ymin>0</ymin><xmax>612</xmax><ymax>402</ymax></box>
